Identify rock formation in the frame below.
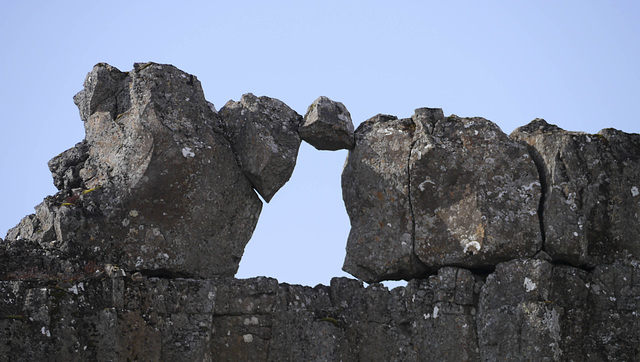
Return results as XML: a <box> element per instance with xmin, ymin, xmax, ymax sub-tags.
<box><xmin>299</xmin><ymin>96</ymin><xmax>355</xmax><ymax>150</ymax></box>
<box><xmin>342</xmin><ymin>109</ymin><xmax>543</xmax><ymax>282</ymax></box>
<box><xmin>511</xmin><ymin>119</ymin><xmax>640</xmax><ymax>267</ymax></box>
<box><xmin>1</xmin><ymin>62</ymin><xmax>639</xmax><ymax>361</ymax></box>
<box><xmin>218</xmin><ymin>93</ymin><xmax>303</xmax><ymax>202</ymax></box>
<box><xmin>3</xmin><ymin>62</ymin><xmax>263</xmax><ymax>279</ymax></box>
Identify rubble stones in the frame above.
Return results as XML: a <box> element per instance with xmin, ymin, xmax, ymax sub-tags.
<box><xmin>511</xmin><ymin>119</ymin><xmax>640</xmax><ymax>267</ymax></box>
<box><xmin>218</xmin><ymin>93</ymin><xmax>303</xmax><ymax>202</ymax></box>
<box><xmin>299</xmin><ymin>96</ymin><xmax>355</xmax><ymax>150</ymax></box>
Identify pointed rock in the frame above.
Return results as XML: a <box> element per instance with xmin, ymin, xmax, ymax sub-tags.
<box><xmin>219</xmin><ymin>93</ymin><xmax>303</xmax><ymax>202</ymax></box>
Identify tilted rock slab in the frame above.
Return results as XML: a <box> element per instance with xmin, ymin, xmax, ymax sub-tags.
<box><xmin>3</xmin><ymin>62</ymin><xmax>262</xmax><ymax>278</ymax></box>
<box><xmin>1</xmin><ymin>260</ymin><xmax>638</xmax><ymax>361</ymax></box>
<box><xmin>511</xmin><ymin>119</ymin><xmax>640</xmax><ymax>267</ymax></box>
<box><xmin>299</xmin><ymin>96</ymin><xmax>355</xmax><ymax>150</ymax></box>
<box><xmin>219</xmin><ymin>93</ymin><xmax>303</xmax><ymax>202</ymax></box>
<box><xmin>342</xmin><ymin>108</ymin><xmax>542</xmax><ymax>282</ymax></box>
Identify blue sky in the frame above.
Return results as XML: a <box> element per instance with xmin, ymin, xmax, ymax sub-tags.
<box><xmin>1</xmin><ymin>1</ymin><xmax>639</xmax><ymax>287</ymax></box>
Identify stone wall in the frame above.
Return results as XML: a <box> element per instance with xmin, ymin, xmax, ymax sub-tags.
<box><xmin>1</xmin><ymin>63</ymin><xmax>638</xmax><ymax>361</ymax></box>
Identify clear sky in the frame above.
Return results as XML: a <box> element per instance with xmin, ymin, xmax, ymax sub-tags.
<box><xmin>1</xmin><ymin>1</ymin><xmax>639</xmax><ymax>287</ymax></box>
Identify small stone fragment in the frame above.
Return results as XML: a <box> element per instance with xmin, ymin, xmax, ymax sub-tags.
<box><xmin>299</xmin><ymin>96</ymin><xmax>355</xmax><ymax>150</ymax></box>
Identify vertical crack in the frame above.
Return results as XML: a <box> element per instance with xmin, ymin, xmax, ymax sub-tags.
<box><xmin>526</xmin><ymin>145</ymin><xmax>548</xmax><ymax>250</ymax></box>
<box><xmin>406</xmin><ymin>110</ymin><xmax>438</xmax><ymax>275</ymax></box>
<box><xmin>407</xmin><ymin>127</ymin><xmax>418</xmax><ymax>271</ymax></box>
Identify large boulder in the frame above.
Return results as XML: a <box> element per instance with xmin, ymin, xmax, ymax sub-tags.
<box><xmin>3</xmin><ymin>62</ymin><xmax>262</xmax><ymax>278</ymax></box>
<box><xmin>342</xmin><ymin>114</ymin><xmax>427</xmax><ymax>283</ymax></box>
<box><xmin>342</xmin><ymin>108</ymin><xmax>542</xmax><ymax>282</ymax></box>
<box><xmin>299</xmin><ymin>96</ymin><xmax>355</xmax><ymax>150</ymax></box>
<box><xmin>411</xmin><ymin>113</ymin><xmax>542</xmax><ymax>269</ymax></box>
<box><xmin>218</xmin><ymin>93</ymin><xmax>303</xmax><ymax>202</ymax></box>
<box><xmin>511</xmin><ymin>119</ymin><xmax>640</xmax><ymax>267</ymax></box>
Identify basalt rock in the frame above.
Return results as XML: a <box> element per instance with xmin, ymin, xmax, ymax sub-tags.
<box><xmin>2</xmin><ymin>62</ymin><xmax>262</xmax><ymax>279</ymax></box>
<box><xmin>342</xmin><ymin>109</ymin><xmax>542</xmax><ymax>282</ymax></box>
<box><xmin>299</xmin><ymin>96</ymin><xmax>355</xmax><ymax>150</ymax></box>
<box><xmin>1</xmin><ymin>260</ymin><xmax>638</xmax><ymax>360</ymax></box>
<box><xmin>218</xmin><ymin>93</ymin><xmax>303</xmax><ymax>202</ymax></box>
<box><xmin>511</xmin><ymin>119</ymin><xmax>640</xmax><ymax>267</ymax></box>
<box><xmin>411</xmin><ymin>113</ymin><xmax>542</xmax><ymax>269</ymax></box>
<box><xmin>478</xmin><ymin>258</ymin><xmax>640</xmax><ymax>361</ymax></box>
<box><xmin>342</xmin><ymin>114</ymin><xmax>427</xmax><ymax>283</ymax></box>
<box><xmin>2</xmin><ymin>63</ymin><xmax>640</xmax><ymax>360</ymax></box>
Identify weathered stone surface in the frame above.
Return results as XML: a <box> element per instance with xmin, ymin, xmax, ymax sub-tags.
<box><xmin>5</xmin><ymin>261</ymin><xmax>636</xmax><ymax>361</ymax></box>
<box><xmin>218</xmin><ymin>93</ymin><xmax>303</xmax><ymax>202</ymax></box>
<box><xmin>477</xmin><ymin>258</ymin><xmax>640</xmax><ymax>361</ymax></box>
<box><xmin>342</xmin><ymin>109</ymin><xmax>541</xmax><ymax>282</ymax></box>
<box><xmin>342</xmin><ymin>114</ymin><xmax>427</xmax><ymax>283</ymax></box>
<box><xmin>477</xmin><ymin>259</ymin><xmax>560</xmax><ymax>361</ymax></box>
<box><xmin>2</xmin><ymin>62</ymin><xmax>262</xmax><ymax>278</ymax></box>
<box><xmin>511</xmin><ymin>119</ymin><xmax>640</xmax><ymax>267</ymax></box>
<box><xmin>3</xmin><ymin>63</ymin><xmax>640</xmax><ymax>360</ymax></box>
<box><xmin>0</xmin><ymin>268</ymin><xmax>484</xmax><ymax>361</ymax></box>
<box><xmin>299</xmin><ymin>96</ymin><xmax>355</xmax><ymax>150</ymax></box>
<box><xmin>411</xmin><ymin>113</ymin><xmax>542</xmax><ymax>269</ymax></box>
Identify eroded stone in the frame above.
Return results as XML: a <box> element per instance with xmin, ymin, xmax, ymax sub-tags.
<box><xmin>218</xmin><ymin>93</ymin><xmax>303</xmax><ymax>202</ymax></box>
<box><xmin>299</xmin><ymin>96</ymin><xmax>354</xmax><ymax>150</ymax></box>
<box><xmin>511</xmin><ymin>119</ymin><xmax>640</xmax><ymax>267</ymax></box>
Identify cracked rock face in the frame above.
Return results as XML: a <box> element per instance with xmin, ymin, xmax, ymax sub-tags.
<box><xmin>511</xmin><ymin>119</ymin><xmax>640</xmax><ymax>267</ymax></box>
<box><xmin>342</xmin><ymin>109</ymin><xmax>542</xmax><ymax>282</ymax></box>
<box><xmin>2</xmin><ymin>62</ymin><xmax>262</xmax><ymax>278</ymax></box>
<box><xmin>218</xmin><ymin>93</ymin><xmax>303</xmax><ymax>202</ymax></box>
<box><xmin>342</xmin><ymin>114</ymin><xmax>427</xmax><ymax>283</ymax></box>
<box><xmin>411</xmin><ymin>113</ymin><xmax>542</xmax><ymax>269</ymax></box>
<box><xmin>299</xmin><ymin>96</ymin><xmax>355</xmax><ymax>150</ymax></box>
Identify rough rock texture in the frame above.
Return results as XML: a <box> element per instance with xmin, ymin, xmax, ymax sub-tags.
<box><xmin>342</xmin><ymin>109</ymin><xmax>541</xmax><ymax>282</ymax></box>
<box><xmin>511</xmin><ymin>119</ymin><xmax>640</xmax><ymax>267</ymax></box>
<box><xmin>2</xmin><ymin>63</ymin><xmax>640</xmax><ymax>360</ymax></box>
<box><xmin>218</xmin><ymin>93</ymin><xmax>303</xmax><ymax>202</ymax></box>
<box><xmin>1</xmin><ymin>260</ymin><xmax>638</xmax><ymax>361</ymax></box>
<box><xmin>411</xmin><ymin>113</ymin><xmax>542</xmax><ymax>269</ymax></box>
<box><xmin>342</xmin><ymin>114</ymin><xmax>427</xmax><ymax>283</ymax></box>
<box><xmin>478</xmin><ymin>258</ymin><xmax>640</xmax><ymax>361</ymax></box>
<box><xmin>2</xmin><ymin>62</ymin><xmax>262</xmax><ymax>278</ymax></box>
<box><xmin>299</xmin><ymin>96</ymin><xmax>355</xmax><ymax>150</ymax></box>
